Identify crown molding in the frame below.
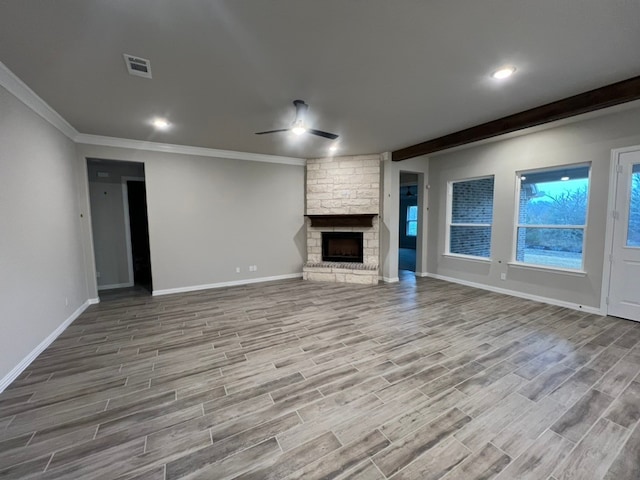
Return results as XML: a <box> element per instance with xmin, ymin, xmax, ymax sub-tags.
<box><xmin>1</xmin><ymin>60</ymin><xmax>305</xmax><ymax>166</ymax></box>
<box><xmin>0</xmin><ymin>60</ymin><xmax>79</xmax><ymax>140</ymax></box>
<box><xmin>75</xmin><ymin>134</ymin><xmax>306</xmax><ymax>166</ymax></box>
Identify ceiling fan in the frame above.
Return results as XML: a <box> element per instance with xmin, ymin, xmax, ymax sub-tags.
<box><xmin>255</xmin><ymin>100</ymin><xmax>339</xmax><ymax>140</ymax></box>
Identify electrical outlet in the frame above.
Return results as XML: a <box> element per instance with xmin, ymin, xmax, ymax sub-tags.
<box><xmin>235</xmin><ymin>267</ymin><xmax>240</xmax><ymax>273</ymax></box>
<box><xmin>65</xmin><ymin>297</ymin><xmax>69</xmax><ymax>306</ymax></box>
<box><xmin>500</xmin><ymin>273</ymin><xmax>507</xmax><ymax>280</ymax></box>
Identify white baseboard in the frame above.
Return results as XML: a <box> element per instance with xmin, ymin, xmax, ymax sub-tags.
<box><xmin>98</xmin><ymin>282</ymin><xmax>134</xmax><ymax>291</ymax></box>
<box><xmin>414</xmin><ymin>271</ymin><xmax>429</xmax><ymax>277</ymax></box>
<box><xmin>152</xmin><ymin>273</ymin><xmax>303</xmax><ymax>296</ymax></box>
<box><xmin>0</xmin><ymin>299</ymin><xmax>93</xmax><ymax>393</ymax></box>
<box><xmin>88</xmin><ymin>297</ymin><xmax>100</xmax><ymax>305</ymax></box>
<box><xmin>381</xmin><ymin>276</ymin><xmax>400</xmax><ymax>283</ymax></box>
<box><xmin>425</xmin><ymin>273</ymin><xmax>603</xmax><ymax>315</ymax></box>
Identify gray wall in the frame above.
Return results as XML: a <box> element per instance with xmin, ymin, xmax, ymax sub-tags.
<box><xmin>76</xmin><ymin>144</ymin><xmax>306</xmax><ymax>295</ymax></box>
<box><xmin>89</xmin><ymin>181</ymin><xmax>131</xmax><ymax>288</ymax></box>
<box><xmin>427</xmin><ymin>105</ymin><xmax>640</xmax><ymax>309</ymax></box>
<box><xmin>0</xmin><ymin>85</ymin><xmax>89</xmax><ymax>382</ymax></box>
<box><xmin>87</xmin><ymin>160</ymin><xmax>145</xmax><ymax>184</ymax></box>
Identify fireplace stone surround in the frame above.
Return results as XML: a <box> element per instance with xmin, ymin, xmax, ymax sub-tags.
<box><xmin>303</xmin><ymin>154</ymin><xmax>380</xmax><ymax>284</ymax></box>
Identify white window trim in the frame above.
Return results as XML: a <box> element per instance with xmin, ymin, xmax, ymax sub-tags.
<box><xmin>514</xmin><ymin>224</ymin><xmax>585</xmax><ymax>229</ymax></box>
<box><xmin>443</xmin><ymin>253</ymin><xmax>492</xmax><ymax>263</ymax></box>
<box><xmin>446</xmin><ymin>175</ymin><xmax>495</xmax><ymax>260</ymax></box>
<box><xmin>507</xmin><ymin>261</ymin><xmax>587</xmax><ymax>276</ymax></box>
<box><xmin>449</xmin><ymin>223</ymin><xmax>493</xmax><ymax>227</ymax></box>
<box><xmin>512</xmin><ymin>163</ymin><xmax>591</xmax><ymax>272</ymax></box>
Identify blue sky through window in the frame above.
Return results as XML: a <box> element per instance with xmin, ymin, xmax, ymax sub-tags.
<box><xmin>528</xmin><ymin>178</ymin><xmax>589</xmax><ymax>206</ymax></box>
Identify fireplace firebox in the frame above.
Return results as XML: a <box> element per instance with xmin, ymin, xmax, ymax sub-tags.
<box><xmin>322</xmin><ymin>232</ymin><xmax>364</xmax><ymax>263</ymax></box>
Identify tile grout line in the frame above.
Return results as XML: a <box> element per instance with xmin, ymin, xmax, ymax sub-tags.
<box><xmin>2</xmin><ymin>280</ymin><xmax>639</xmax><ymax>478</ymax></box>
<box><xmin>438</xmin><ymin>437</ymin><xmax>475</xmax><ymax>480</ymax></box>
<box><xmin>551</xmin><ymin>377</ymin><xmax>640</xmax><ymax>476</ymax></box>
<box><xmin>23</xmin><ymin>430</ymin><xmax>36</xmax><ymax>447</ymax></box>
<box><xmin>489</xmin><ymin>440</ymin><xmax>512</xmax><ymax>460</ymax></box>
<box><xmin>42</xmin><ymin>452</ymin><xmax>54</xmax><ymax>473</ymax></box>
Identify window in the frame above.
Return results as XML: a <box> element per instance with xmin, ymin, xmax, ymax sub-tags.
<box><xmin>627</xmin><ymin>163</ymin><xmax>640</xmax><ymax>247</ymax></box>
<box><xmin>515</xmin><ymin>164</ymin><xmax>590</xmax><ymax>270</ymax></box>
<box><xmin>406</xmin><ymin>205</ymin><xmax>418</xmax><ymax>236</ymax></box>
<box><xmin>447</xmin><ymin>176</ymin><xmax>495</xmax><ymax>258</ymax></box>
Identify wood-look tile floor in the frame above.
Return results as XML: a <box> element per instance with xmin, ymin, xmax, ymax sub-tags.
<box><xmin>1</xmin><ymin>277</ymin><xmax>640</xmax><ymax>479</ymax></box>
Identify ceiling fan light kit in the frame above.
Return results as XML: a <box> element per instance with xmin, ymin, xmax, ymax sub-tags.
<box><xmin>256</xmin><ymin>100</ymin><xmax>339</xmax><ymax>140</ymax></box>
<box><xmin>291</xmin><ymin>120</ymin><xmax>306</xmax><ymax>135</ymax></box>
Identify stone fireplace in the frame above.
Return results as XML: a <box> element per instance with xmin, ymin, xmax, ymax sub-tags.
<box><xmin>303</xmin><ymin>154</ymin><xmax>380</xmax><ymax>284</ymax></box>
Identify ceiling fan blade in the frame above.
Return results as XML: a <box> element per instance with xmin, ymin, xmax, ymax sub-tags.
<box><xmin>257</xmin><ymin>101</ymin><xmax>337</xmax><ymax>140</ymax></box>
<box><xmin>307</xmin><ymin>129</ymin><xmax>339</xmax><ymax>140</ymax></box>
<box><xmin>255</xmin><ymin>129</ymin><xmax>289</xmax><ymax>135</ymax></box>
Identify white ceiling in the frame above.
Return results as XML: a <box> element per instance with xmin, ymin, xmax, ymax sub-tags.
<box><xmin>1</xmin><ymin>1</ymin><xmax>639</xmax><ymax>159</ymax></box>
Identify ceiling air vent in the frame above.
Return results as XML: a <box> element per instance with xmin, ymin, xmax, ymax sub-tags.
<box><xmin>123</xmin><ymin>54</ymin><xmax>152</xmax><ymax>79</ymax></box>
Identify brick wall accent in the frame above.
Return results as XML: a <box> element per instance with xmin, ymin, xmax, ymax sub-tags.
<box><xmin>304</xmin><ymin>154</ymin><xmax>381</xmax><ymax>284</ymax></box>
<box><xmin>449</xmin><ymin>177</ymin><xmax>494</xmax><ymax>258</ymax></box>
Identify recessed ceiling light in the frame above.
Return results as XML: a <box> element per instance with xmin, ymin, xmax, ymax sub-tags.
<box><xmin>491</xmin><ymin>66</ymin><xmax>517</xmax><ymax>80</ymax></box>
<box><xmin>561</xmin><ymin>176</ymin><xmax>570</xmax><ymax>181</ymax></box>
<box><xmin>329</xmin><ymin>144</ymin><xmax>338</xmax><ymax>153</ymax></box>
<box><xmin>152</xmin><ymin>118</ymin><xmax>170</xmax><ymax>129</ymax></box>
<box><xmin>291</xmin><ymin>126</ymin><xmax>306</xmax><ymax>135</ymax></box>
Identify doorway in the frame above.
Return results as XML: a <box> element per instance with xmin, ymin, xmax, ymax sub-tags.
<box><xmin>87</xmin><ymin>159</ymin><xmax>153</xmax><ymax>295</ymax></box>
<box><xmin>125</xmin><ymin>180</ymin><xmax>153</xmax><ymax>292</ymax></box>
<box><xmin>604</xmin><ymin>147</ymin><xmax>640</xmax><ymax>321</ymax></box>
<box><xmin>399</xmin><ymin>172</ymin><xmax>418</xmax><ymax>272</ymax></box>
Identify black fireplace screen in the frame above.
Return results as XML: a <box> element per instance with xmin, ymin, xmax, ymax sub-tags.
<box><xmin>322</xmin><ymin>232</ymin><xmax>364</xmax><ymax>263</ymax></box>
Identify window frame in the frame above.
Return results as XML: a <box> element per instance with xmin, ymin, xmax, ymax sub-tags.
<box><xmin>445</xmin><ymin>175</ymin><xmax>495</xmax><ymax>260</ymax></box>
<box><xmin>511</xmin><ymin>163</ymin><xmax>591</xmax><ymax>273</ymax></box>
<box><xmin>406</xmin><ymin>205</ymin><xmax>418</xmax><ymax>237</ymax></box>
<box><xmin>626</xmin><ymin>163</ymin><xmax>640</xmax><ymax>247</ymax></box>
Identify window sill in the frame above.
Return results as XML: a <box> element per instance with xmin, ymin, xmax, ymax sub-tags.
<box><xmin>442</xmin><ymin>254</ymin><xmax>491</xmax><ymax>264</ymax></box>
<box><xmin>507</xmin><ymin>262</ymin><xmax>587</xmax><ymax>277</ymax></box>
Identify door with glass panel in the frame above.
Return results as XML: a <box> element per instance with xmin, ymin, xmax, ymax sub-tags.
<box><xmin>607</xmin><ymin>149</ymin><xmax>640</xmax><ymax>321</ymax></box>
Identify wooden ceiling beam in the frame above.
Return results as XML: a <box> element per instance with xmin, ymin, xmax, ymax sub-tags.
<box><xmin>392</xmin><ymin>75</ymin><xmax>640</xmax><ymax>161</ymax></box>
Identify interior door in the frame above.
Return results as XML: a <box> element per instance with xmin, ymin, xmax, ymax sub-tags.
<box><xmin>607</xmin><ymin>149</ymin><xmax>640</xmax><ymax>321</ymax></box>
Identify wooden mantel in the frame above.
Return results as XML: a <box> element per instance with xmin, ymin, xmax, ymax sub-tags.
<box><xmin>305</xmin><ymin>214</ymin><xmax>377</xmax><ymax>228</ymax></box>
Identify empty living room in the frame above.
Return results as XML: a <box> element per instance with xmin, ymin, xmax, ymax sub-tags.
<box><xmin>2</xmin><ymin>1</ymin><xmax>640</xmax><ymax>479</ymax></box>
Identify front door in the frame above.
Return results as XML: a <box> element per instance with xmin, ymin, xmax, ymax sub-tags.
<box><xmin>607</xmin><ymin>148</ymin><xmax>640</xmax><ymax>321</ymax></box>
